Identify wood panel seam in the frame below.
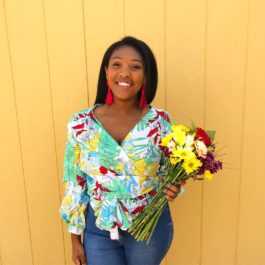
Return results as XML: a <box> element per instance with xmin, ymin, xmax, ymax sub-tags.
<box><xmin>164</xmin><ymin>0</ymin><xmax>167</xmax><ymax>116</ymax></box>
<box><xmin>0</xmin><ymin>243</ymin><xmax>2</xmax><ymax>265</ymax></box>
<box><xmin>82</xmin><ymin>0</ymin><xmax>90</xmax><ymax>107</ymax></box>
<box><xmin>122</xmin><ymin>0</ymin><xmax>125</xmax><ymax>36</ymax></box>
<box><xmin>2</xmin><ymin>0</ymin><xmax>35</xmax><ymax>264</ymax></box>
<box><xmin>234</xmin><ymin>1</ymin><xmax>250</xmax><ymax>264</ymax></box>
<box><xmin>200</xmin><ymin>1</ymin><xmax>208</xmax><ymax>264</ymax></box>
<box><xmin>41</xmin><ymin>1</ymin><xmax>66</xmax><ymax>264</ymax></box>
<box><xmin>163</xmin><ymin>3</ymin><xmax>168</xmax><ymax>263</ymax></box>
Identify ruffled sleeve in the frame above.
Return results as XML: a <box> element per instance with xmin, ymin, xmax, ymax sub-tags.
<box><xmin>59</xmin><ymin>116</ymin><xmax>90</xmax><ymax>235</ymax></box>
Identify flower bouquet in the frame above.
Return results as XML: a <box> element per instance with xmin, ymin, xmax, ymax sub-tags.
<box><xmin>128</xmin><ymin>122</ymin><xmax>223</xmax><ymax>244</ymax></box>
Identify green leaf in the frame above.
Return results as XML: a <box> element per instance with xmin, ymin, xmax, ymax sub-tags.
<box><xmin>206</xmin><ymin>130</ymin><xmax>216</xmax><ymax>142</ymax></box>
<box><xmin>190</xmin><ymin>120</ymin><xmax>197</xmax><ymax>133</ymax></box>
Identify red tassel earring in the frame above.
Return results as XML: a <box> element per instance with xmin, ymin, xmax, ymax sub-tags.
<box><xmin>105</xmin><ymin>80</ymin><xmax>113</xmax><ymax>104</ymax></box>
<box><xmin>139</xmin><ymin>83</ymin><xmax>147</xmax><ymax>108</ymax></box>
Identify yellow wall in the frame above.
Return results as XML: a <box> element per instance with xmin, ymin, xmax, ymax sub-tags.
<box><xmin>1</xmin><ymin>0</ymin><xmax>264</xmax><ymax>264</ymax></box>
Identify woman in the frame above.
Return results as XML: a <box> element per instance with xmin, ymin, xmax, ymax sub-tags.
<box><xmin>60</xmin><ymin>36</ymin><xmax>185</xmax><ymax>265</ymax></box>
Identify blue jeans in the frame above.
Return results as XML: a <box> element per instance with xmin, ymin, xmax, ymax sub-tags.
<box><xmin>83</xmin><ymin>203</ymin><xmax>174</xmax><ymax>265</ymax></box>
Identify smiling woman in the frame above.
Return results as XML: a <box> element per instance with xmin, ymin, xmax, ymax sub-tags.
<box><xmin>59</xmin><ymin>36</ymin><xmax>184</xmax><ymax>265</ymax></box>
<box><xmin>105</xmin><ymin>46</ymin><xmax>145</xmax><ymax>103</ymax></box>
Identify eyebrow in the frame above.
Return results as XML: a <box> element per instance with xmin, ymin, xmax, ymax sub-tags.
<box><xmin>110</xmin><ymin>56</ymin><xmax>143</xmax><ymax>63</ymax></box>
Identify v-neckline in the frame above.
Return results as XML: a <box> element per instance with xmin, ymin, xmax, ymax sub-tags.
<box><xmin>91</xmin><ymin>104</ymin><xmax>153</xmax><ymax>147</ymax></box>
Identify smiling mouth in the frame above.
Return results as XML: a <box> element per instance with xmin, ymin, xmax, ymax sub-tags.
<box><xmin>116</xmin><ymin>82</ymin><xmax>131</xmax><ymax>87</ymax></box>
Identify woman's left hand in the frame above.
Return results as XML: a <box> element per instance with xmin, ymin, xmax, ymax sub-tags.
<box><xmin>163</xmin><ymin>180</ymin><xmax>186</xmax><ymax>202</ymax></box>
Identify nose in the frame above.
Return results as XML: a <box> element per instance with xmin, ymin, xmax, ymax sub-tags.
<box><xmin>119</xmin><ymin>66</ymin><xmax>130</xmax><ymax>78</ymax></box>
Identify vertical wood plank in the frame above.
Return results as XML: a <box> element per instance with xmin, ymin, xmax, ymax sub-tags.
<box><xmin>3</xmin><ymin>0</ymin><xmax>65</xmax><ymax>264</ymax></box>
<box><xmin>43</xmin><ymin>1</ymin><xmax>89</xmax><ymax>263</ymax></box>
<box><xmin>205</xmin><ymin>0</ymin><xmax>248</xmax><ymax>170</ymax></box>
<box><xmin>166</xmin><ymin>1</ymin><xmax>206</xmax><ymax>265</ymax></box>
<box><xmin>1</xmin><ymin>1</ymin><xmax>264</xmax><ymax>264</ymax></box>
<box><xmin>202</xmin><ymin>0</ymin><xmax>249</xmax><ymax>264</ymax></box>
<box><xmin>124</xmin><ymin>0</ymin><xmax>165</xmax><ymax>109</ymax></box>
<box><xmin>83</xmin><ymin>0</ymin><xmax>124</xmax><ymax>106</ymax></box>
<box><xmin>123</xmin><ymin>1</ymin><xmax>166</xmax><ymax>260</ymax></box>
<box><xmin>0</xmin><ymin>2</ymin><xmax>33</xmax><ymax>264</ymax></box>
<box><xmin>202</xmin><ymin>169</ymin><xmax>240</xmax><ymax>265</ymax></box>
<box><xmin>236</xmin><ymin>0</ymin><xmax>265</xmax><ymax>264</ymax></box>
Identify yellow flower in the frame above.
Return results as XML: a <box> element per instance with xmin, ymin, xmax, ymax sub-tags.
<box><xmin>172</xmin><ymin>127</ymin><xmax>186</xmax><ymax>146</ymax></box>
<box><xmin>170</xmin><ymin>156</ymin><xmax>180</xmax><ymax>165</ymax></box>
<box><xmin>172</xmin><ymin>148</ymin><xmax>195</xmax><ymax>160</ymax></box>
<box><xmin>182</xmin><ymin>157</ymin><xmax>202</xmax><ymax>174</ymax></box>
<box><xmin>160</xmin><ymin>133</ymin><xmax>174</xmax><ymax>147</ymax></box>
<box><xmin>204</xmin><ymin>170</ymin><xmax>213</xmax><ymax>180</ymax></box>
<box><xmin>172</xmin><ymin>124</ymin><xmax>190</xmax><ymax>133</ymax></box>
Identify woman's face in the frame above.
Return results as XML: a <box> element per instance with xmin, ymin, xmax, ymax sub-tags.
<box><xmin>105</xmin><ymin>45</ymin><xmax>145</xmax><ymax>103</ymax></box>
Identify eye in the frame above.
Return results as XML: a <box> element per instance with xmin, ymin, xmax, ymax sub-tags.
<box><xmin>131</xmin><ymin>65</ymin><xmax>142</xmax><ymax>70</ymax></box>
<box><xmin>112</xmin><ymin>62</ymin><xmax>121</xmax><ymax>67</ymax></box>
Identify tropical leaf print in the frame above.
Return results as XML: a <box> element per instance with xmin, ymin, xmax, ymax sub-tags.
<box><xmin>59</xmin><ymin>105</ymin><xmax>173</xmax><ymax>235</ymax></box>
<box><xmin>135</xmin><ymin>108</ymin><xmax>157</xmax><ymax>131</ymax></box>
<box><xmin>98</xmin><ymin>129</ymin><xmax>120</xmax><ymax>170</ymax></box>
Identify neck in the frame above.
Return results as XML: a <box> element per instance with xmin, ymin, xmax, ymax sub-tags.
<box><xmin>106</xmin><ymin>99</ymin><xmax>144</xmax><ymax>114</ymax></box>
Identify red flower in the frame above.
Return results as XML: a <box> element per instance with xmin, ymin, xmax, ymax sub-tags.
<box><xmin>195</xmin><ymin>128</ymin><xmax>212</xmax><ymax>146</ymax></box>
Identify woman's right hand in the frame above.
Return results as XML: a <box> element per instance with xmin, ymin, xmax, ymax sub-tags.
<box><xmin>71</xmin><ymin>234</ymin><xmax>87</xmax><ymax>265</ymax></box>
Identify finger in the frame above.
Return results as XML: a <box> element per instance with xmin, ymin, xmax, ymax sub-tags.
<box><xmin>164</xmin><ymin>188</ymin><xmax>178</xmax><ymax>199</ymax></box>
<box><xmin>73</xmin><ymin>259</ymin><xmax>80</xmax><ymax>265</ymax></box>
<box><xmin>167</xmin><ymin>183</ymin><xmax>180</xmax><ymax>193</ymax></box>
<box><xmin>81</xmin><ymin>256</ymin><xmax>87</xmax><ymax>265</ymax></box>
<box><xmin>179</xmin><ymin>180</ymin><xmax>186</xmax><ymax>186</ymax></box>
<box><xmin>165</xmin><ymin>194</ymin><xmax>174</xmax><ymax>202</ymax></box>
<box><xmin>73</xmin><ymin>257</ymin><xmax>82</xmax><ymax>265</ymax></box>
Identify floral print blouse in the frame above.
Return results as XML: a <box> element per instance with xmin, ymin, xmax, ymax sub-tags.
<box><xmin>59</xmin><ymin>104</ymin><xmax>172</xmax><ymax>235</ymax></box>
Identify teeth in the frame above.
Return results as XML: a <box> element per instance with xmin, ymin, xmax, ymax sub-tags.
<box><xmin>118</xmin><ymin>82</ymin><xmax>130</xmax><ymax>87</ymax></box>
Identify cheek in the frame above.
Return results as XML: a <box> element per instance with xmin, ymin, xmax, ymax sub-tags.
<box><xmin>105</xmin><ymin>68</ymin><xmax>118</xmax><ymax>79</ymax></box>
<box><xmin>134</xmin><ymin>72</ymin><xmax>145</xmax><ymax>83</ymax></box>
